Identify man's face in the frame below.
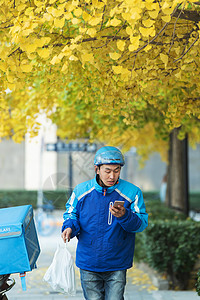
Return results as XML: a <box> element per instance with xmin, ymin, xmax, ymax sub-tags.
<box><xmin>96</xmin><ymin>164</ymin><xmax>121</xmax><ymax>187</ymax></box>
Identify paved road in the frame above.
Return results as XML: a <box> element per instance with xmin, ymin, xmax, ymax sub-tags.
<box><xmin>5</xmin><ymin>210</ymin><xmax>199</xmax><ymax>300</ymax></box>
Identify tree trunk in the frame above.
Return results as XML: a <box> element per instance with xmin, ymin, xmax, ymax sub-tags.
<box><xmin>166</xmin><ymin>127</ymin><xmax>189</xmax><ymax>216</ymax></box>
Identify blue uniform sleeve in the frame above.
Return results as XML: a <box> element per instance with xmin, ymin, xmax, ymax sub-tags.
<box><xmin>117</xmin><ymin>189</ymin><xmax>148</xmax><ymax>233</ymax></box>
<box><xmin>62</xmin><ymin>190</ymin><xmax>80</xmax><ymax>238</ymax></box>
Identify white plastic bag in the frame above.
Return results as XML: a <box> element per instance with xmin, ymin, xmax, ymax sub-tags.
<box><xmin>43</xmin><ymin>241</ymin><xmax>76</xmax><ymax>295</ymax></box>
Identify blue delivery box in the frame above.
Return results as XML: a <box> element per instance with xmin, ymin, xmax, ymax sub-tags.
<box><xmin>0</xmin><ymin>205</ymin><xmax>40</xmax><ymax>277</ymax></box>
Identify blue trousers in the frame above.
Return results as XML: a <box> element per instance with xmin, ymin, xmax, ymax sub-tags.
<box><xmin>80</xmin><ymin>269</ymin><xmax>127</xmax><ymax>300</ymax></box>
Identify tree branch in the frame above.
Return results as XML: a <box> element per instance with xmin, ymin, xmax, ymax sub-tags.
<box><xmin>173</xmin><ymin>9</ymin><xmax>200</xmax><ymax>22</ymax></box>
<box><xmin>168</xmin><ymin>4</ymin><xmax>186</xmax><ymax>54</ymax></box>
<box><xmin>173</xmin><ymin>32</ymin><xmax>199</xmax><ymax>63</ymax></box>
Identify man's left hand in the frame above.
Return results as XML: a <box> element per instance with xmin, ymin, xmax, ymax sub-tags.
<box><xmin>109</xmin><ymin>205</ymin><xmax>126</xmax><ymax>218</ymax></box>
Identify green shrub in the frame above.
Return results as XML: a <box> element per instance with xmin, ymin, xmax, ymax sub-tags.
<box><xmin>136</xmin><ymin>220</ymin><xmax>200</xmax><ymax>290</ymax></box>
<box><xmin>143</xmin><ymin>191</ymin><xmax>200</xmax><ymax>211</ymax></box>
<box><xmin>196</xmin><ymin>270</ymin><xmax>200</xmax><ymax>296</ymax></box>
<box><xmin>0</xmin><ymin>190</ymin><xmax>69</xmax><ymax>210</ymax></box>
<box><xmin>145</xmin><ymin>200</ymin><xmax>186</xmax><ymax>221</ymax></box>
<box><xmin>134</xmin><ymin>201</ymin><xmax>186</xmax><ymax>263</ymax></box>
<box><xmin>190</xmin><ymin>192</ymin><xmax>200</xmax><ymax>211</ymax></box>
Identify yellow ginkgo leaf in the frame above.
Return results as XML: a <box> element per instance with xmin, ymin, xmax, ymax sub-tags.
<box><xmin>110</xmin><ymin>18</ymin><xmax>122</xmax><ymax>26</ymax></box>
<box><xmin>162</xmin><ymin>1</ymin><xmax>169</xmax><ymax>10</ymax></box>
<box><xmin>174</xmin><ymin>47</ymin><xmax>180</xmax><ymax>55</ymax></box>
<box><xmin>7</xmin><ymin>82</ymin><xmax>16</xmax><ymax>91</ymax></box>
<box><xmin>50</xmin><ymin>55</ymin><xmax>61</xmax><ymax>65</ymax></box>
<box><xmin>69</xmin><ymin>55</ymin><xmax>78</xmax><ymax>61</ymax></box>
<box><xmin>126</xmin><ymin>26</ymin><xmax>133</xmax><ymax>36</ymax></box>
<box><xmin>21</xmin><ymin>29</ymin><xmax>33</xmax><ymax>36</ymax></box>
<box><xmin>121</xmin><ymin>68</ymin><xmax>131</xmax><ymax>76</ymax></box>
<box><xmin>82</xmin><ymin>11</ymin><xmax>91</xmax><ymax>22</ymax></box>
<box><xmin>130</xmin><ymin>35</ymin><xmax>140</xmax><ymax>45</ymax></box>
<box><xmin>72</xmin><ymin>18</ymin><xmax>80</xmax><ymax>25</ymax></box>
<box><xmin>17</xmin><ymin>4</ymin><xmax>27</xmax><ymax>12</ymax></box>
<box><xmin>81</xmin><ymin>53</ymin><xmax>94</xmax><ymax>63</ymax></box>
<box><xmin>37</xmin><ymin>48</ymin><xmax>50</xmax><ymax>59</ymax></box>
<box><xmin>0</xmin><ymin>62</ymin><xmax>7</xmax><ymax>72</ymax></box>
<box><xmin>144</xmin><ymin>44</ymin><xmax>152</xmax><ymax>52</ymax></box>
<box><xmin>181</xmin><ymin>65</ymin><xmax>186</xmax><ymax>70</ymax></box>
<box><xmin>79</xmin><ymin>27</ymin><xmax>87</xmax><ymax>33</ymax></box>
<box><xmin>25</xmin><ymin>7</ymin><xmax>34</xmax><ymax>16</ymax></box>
<box><xmin>65</xmin><ymin>12</ymin><xmax>73</xmax><ymax>20</ymax></box>
<box><xmin>117</xmin><ymin>40</ymin><xmax>125</xmax><ymax>51</ymax></box>
<box><xmin>61</xmin><ymin>62</ymin><xmax>68</xmax><ymax>72</ymax></box>
<box><xmin>54</xmin><ymin>17</ymin><xmax>65</xmax><ymax>28</ymax></box>
<box><xmin>7</xmin><ymin>75</ymin><xmax>15</xmax><ymax>83</ymax></box>
<box><xmin>109</xmin><ymin>52</ymin><xmax>121</xmax><ymax>60</ymax></box>
<box><xmin>27</xmin><ymin>53</ymin><xmax>36</xmax><ymax>60</ymax></box>
<box><xmin>139</xmin><ymin>26</ymin><xmax>155</xmax><ymax>37</ymax></box>
<box><xmin>74</xmin><ymin>8</ymin><xmax>82</xmax><ymax>17</ymax></box>
<box><xmin>148</xmin><ymin>10</ymin><xmax>159</xmax><ymax>19</ymax></box>
<box><xmin>160</xmin><ymin>53</ymin><xmax>168</xmax><ymax>66</ymax></box>
<box><xmin>87</xmin><ymin>28</ymin><xmax>97</xmax><ymax>37</ymax></box>
<box><xmin>142</xmin><ymin>19</ymin><xmax>155</xmax><ymax>27</ymax></box>
<box><xmin>34</xmin><ymin>0</ymin><xmax>43</xmax><ymax>7</ymax></box>
<box><xmin>33</xmin><ymin>37</ymin><xmax>49</xmax><ymax>48</ymax></box>
<box><xmin>162</xmin><ymin>7</ymin><xmax>174</xmax><ymax>15</ymax></box>
<box><xmin>175</xmin><ymin>71</ymin><xmax>181</xmax><ymax>78</ymax></box>
<box><xmin>52</xmin><ymin>8</ymin><xmax>64</xmax><ymax>17</ymax></box>
<box><xmin>161</xmin><ymin>15</ymin><xmax>171</xmax><ymax>23</ymax></box>
<box><xmin>112</xmin><ymin>65</ymin><xmax>123</xmax><ymax>74</ymax></box>
<box><xmin>129</xmin><ymin>43</ymin><xmax>138</xmax><ymax>52</ymax></box>
<box><xmin>20</xmin><ymin>64</ymin><xmax>33</xmax><ymax>72</ymax></box>
<box><xmin>88</xmin><ymin>16</ymin><xmax>102</xmax><ymax>26</ymax></box>
<box><xmin>43</xmin><ymin>13</ymin><xmax>52</xmax><ymax>21</ymax></box>
<box><xmin>122</xmin><ymin>12</ymin><xmax>131</xmax><ymax>21</ymax></box>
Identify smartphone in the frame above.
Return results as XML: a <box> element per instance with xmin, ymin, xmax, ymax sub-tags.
<box><xmin>113</xmin><ymin>200</ymin><xmax>125</xmax><ymax>208</ymax></box>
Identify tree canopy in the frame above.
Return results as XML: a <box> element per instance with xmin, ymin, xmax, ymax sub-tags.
<box><xmin>0</xmin><ymin>0</ymin><xmax>200</xmax><ymax>161</ymax></box>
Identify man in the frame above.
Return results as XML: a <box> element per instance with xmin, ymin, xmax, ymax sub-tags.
<box><xmin>61</xmin><ymin>146</ymin><xmax>148</xmax><ymax>300</ymax></box>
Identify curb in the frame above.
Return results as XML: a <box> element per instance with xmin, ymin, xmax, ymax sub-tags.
<box><xmin>136</xmin><ymin>262</ymin><xmax>169</xmax><ymax>290</ymax></box>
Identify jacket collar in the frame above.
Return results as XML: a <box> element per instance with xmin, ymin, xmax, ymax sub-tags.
<box><xmin>94</xmin><ymin>176</ymin><xmax>120</xmax><ymax>194</ymax></box>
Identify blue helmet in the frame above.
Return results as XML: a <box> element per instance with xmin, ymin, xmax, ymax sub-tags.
<box><xmin>94</xmin><ymin>146</ymin><xmax>125</xmax><ymax>166</ymax></box>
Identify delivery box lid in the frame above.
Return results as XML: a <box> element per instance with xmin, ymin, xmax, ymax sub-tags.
<box><xmin>0</xmin><ymin>205</ymin><xmax>32</xmax><ymax>225</ymax></box>
<box><xmin>0</xmin><ymin>205</ymin><xmax>33</xmax><ymax>239</ymax></box>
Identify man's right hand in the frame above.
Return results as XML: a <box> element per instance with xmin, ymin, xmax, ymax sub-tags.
<box><xmin>61</xmin><ymin>227</ymin><xmax>72</xmax><ymax>243</ymax></box>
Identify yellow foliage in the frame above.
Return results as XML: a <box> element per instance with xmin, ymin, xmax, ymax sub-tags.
<box><xmin>160</xmin><ymin>53</ymin><xmax>168</xmax><ymax>67</ymax></box>
<box><xmin>0</xmin><ymin>0</ymin><xmax>199</xmax><ymax>162</ymax></box>
<box><xmin>117</xmin><ymin>40</ymin><xmax>126</xmax><ymax>51</ymax></box>
<box><xmin>109</xmin><ymin>52</ymin><xmax>121</xmax><ymax>60</ymax></box>
<box><xmin>110</xmin><ymin>18</ymin><xmax>122</xmax><ymax>27</ymax></box>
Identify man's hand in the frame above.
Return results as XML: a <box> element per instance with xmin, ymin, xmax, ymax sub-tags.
<box><xmin>61</xmin><ymin>227</ymin><xmax>72</xmax><ymax>243</ymax></box>
<box><xmin>109</xmin><ymin>205</ymin><xmax>126</xmax><ymax>218</ymax></box>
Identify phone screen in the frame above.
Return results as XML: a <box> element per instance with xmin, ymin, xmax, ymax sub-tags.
<box><xmin>113</xmin><ymin>201</ymin><xmax>125</xmax><ymax>208</ymax></box>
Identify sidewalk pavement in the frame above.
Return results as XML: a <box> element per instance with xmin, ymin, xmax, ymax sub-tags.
<box><xmin>5</xmin><ymin>211</ymin><xmax>199</xmax><ymax>300</ymax></box>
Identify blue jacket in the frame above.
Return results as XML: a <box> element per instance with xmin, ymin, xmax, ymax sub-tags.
<box><xmin>62</xmin><ymin>177</ymin><xmax>148</xmax><ymax>272</ymax></box>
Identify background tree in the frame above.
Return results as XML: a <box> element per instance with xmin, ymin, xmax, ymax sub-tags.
<box><xmin>1</xmin><ymin>0</ymin><xmax>200</xmax><ymax>214</ymax></box>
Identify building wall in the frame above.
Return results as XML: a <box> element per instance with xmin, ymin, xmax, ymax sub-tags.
<box><xmin>189</xmin><ymin>144</ymin><xmax>200</xmax><ymax>191</ymax></box>
<box><xmin>121</xmin><ymin>151</ymin><xmax>167</xmax><ymax>191</ymax></box>
<box><xmin>0</xmin><ymin>139</ymin><xmax>25</xmax><ymax>189</ymax></box>
<box><xmin>25</xmin><ymin>118</ymin><xmax>57</xmax><ymax>191</ymax></box>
